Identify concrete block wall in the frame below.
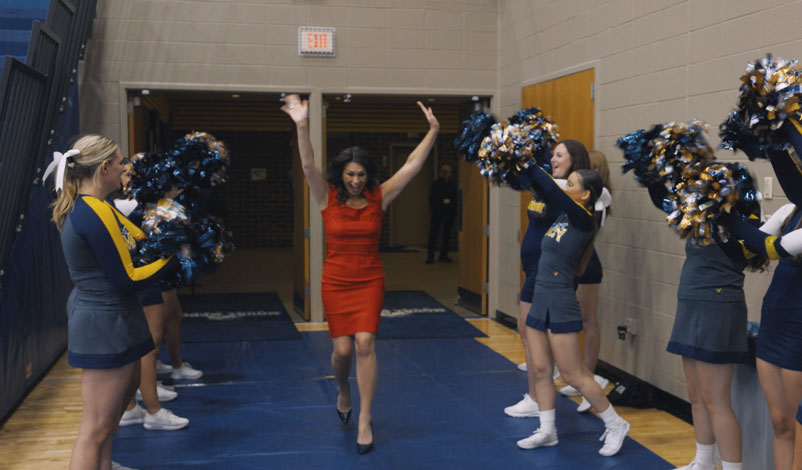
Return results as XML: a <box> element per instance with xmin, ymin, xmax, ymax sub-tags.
<box><xmin>496</xmin><ymin>0</ymin><xmax>798</xmax><ymax>399</ymax></box>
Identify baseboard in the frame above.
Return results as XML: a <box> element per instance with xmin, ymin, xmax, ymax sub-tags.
<box><xmin>495</xmin><ymin>309</ymin><xmax>517</xmax><ymax>329</ymax></box>
<box><xmin>596</xmin><ymin>360</ymin><xmax>692</xmax><ymax>424</ymax></box>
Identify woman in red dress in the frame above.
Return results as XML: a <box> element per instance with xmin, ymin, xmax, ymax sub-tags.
<box><xmin>282</xmin><ymin>94</ymin><xmax>439</xmax><ymax>454</ymax></box>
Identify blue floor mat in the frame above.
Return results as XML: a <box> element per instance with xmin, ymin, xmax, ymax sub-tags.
<box><xmin>116</xmin><ymin>332</ymin><xmax>672</xmax><ymax>469</ymax></box>
<box><xmin>178</xmin><ymin>292</ymin><xmax>301</xmax><ymax>342</ymax></box>
<box><xmin>378</xmin><ymin>290</ymin><xmax>486</xmax><ymax>339</ymax></box>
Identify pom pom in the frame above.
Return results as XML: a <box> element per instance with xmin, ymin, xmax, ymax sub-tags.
<box><xmin>472</xmin><ymin>108</ymin><xmax>559</xmax><ymax>188</ymax></box>
<box><xmin>129</xmin><ymin>152</ymin><xmax>174</xmax><ymax>204</ymax></box>
<box><xmin>167</xmin><ymin>132</ymin><xmax>231</xmax><ymax>191</ymax></box>
<box><xmin>617</xmin><ymin>124</ymin><xmax>664</xmax><ymax>185</ymax></box>
<box><xmin>506</xmin><ymin>107</ymin><xmax>559</xmax><ymax>172</ymax></box>
<box><xmin>719</xmin><ymin>54</ymin><xmax>802</xmax><ymax>160</ymax></box>
<box><xmin>651</xmin><ymin>120</ymin><xmax>716</xmax><ymax>184</ymax></box>
<box><xmin>454</xmin><ymin>110</ymin><xmax>496</xmax><ymax>162</ymax></box>
<box><xmin>189</xmin><ymin>215</ymin><xmax>235</xmax><ymax>270</ymax></box>
<box><xmin>663</xmin><ymin>162</ymin><xmax>761</xmax><ymax>245</ymax></box>
<box><xmin>134</xmin><ymin>198</ymin><xmax>191</xmax><ymax>265</ymax></box>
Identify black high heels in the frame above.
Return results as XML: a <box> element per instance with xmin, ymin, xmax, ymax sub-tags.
<box><xmin>356</xmin><ymin>441</ymin><xmax>373</xmax><ymax>455</ymax></box>
<box><xmin>336</xmin><ymin>408</ymin><xmax>352</xmax><ymax>425</ymax></box>
<box><xmin>356</xmin><ymin>421</ymin><xmax>373</xmax><ymax>454</ymax></box>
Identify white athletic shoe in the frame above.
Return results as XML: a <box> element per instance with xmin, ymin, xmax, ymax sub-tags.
<box><xmin>143</xmin><ymin>408</ymin><xmax>189</xmax><ymax>431</ymax></box>
<box><xmin>674</xmin><ymin>462</ymin><xmax>714</xmax><ymax>470</ymax></box>
<box><xmin>504</xmin><ymin>393</ymin><xmax>540</xmax><ymax>418</ymax></box>
<box><xmin>111</xmin><ymin>461</ymin><xmax>138</xmax><ymax>470</ymax></box>
<box><xmin>598</xmin><ymin>418</ymin><xmax>630</xmax><ymax>456</ymax></box>
<box><xmin>576</xmin><ymin>397</ymin><xmax>592</xmax><ymax>413</ymax></box>
<box><xmin>135</xmin><ymin>382</ymin><xmax>178</xmax><ymax>402</ymax></box>
<box><xmin>155</xmin><ymin>359</ymin><xmax>173</xmax><ymax>375</ymax></box>
<box><xmin>594</xmin><ymin>374</ymin><xmax>610</xmax><ymax>389</ymax></box>
<box><xmin>119</xmin><ymin>404</ymin><xmax>146</xmax><ymax>426</ymax></box>
<box><xmin>559</xmin><ymin>384</ymin><xmax>581</xmax><ymax>397</ymax></box>
<box><xmin>517</xmin><ymin>362</ymin><xmax>527</xmax><ymax>371</ymax></box>
<box><xmin>517</xmin><ymin>428</ymin><xmax>558</xmax><ymax>449</ymax></box>
<box><xmin>171</xmin><ymin>362</ymin><xmax>203</xmax><ymax>380</ymax></box>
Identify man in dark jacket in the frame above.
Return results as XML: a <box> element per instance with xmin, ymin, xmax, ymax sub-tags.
<box><xmin>426</xmin><ymin>164</ymin><xmax>457</xmax><ymax>263</ymax></box>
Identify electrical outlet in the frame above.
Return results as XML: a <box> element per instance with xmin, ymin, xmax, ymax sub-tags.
<box><xmin>624</xmin><ymin>317</ymin><xmax>638</xmax><ymax>336</ymax></box>
<box><xmin>763</xmin><ymin>176</ymin><xmax>773</xmax><ymax>200</ymax></box>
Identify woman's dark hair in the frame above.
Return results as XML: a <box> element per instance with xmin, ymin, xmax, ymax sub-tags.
<box><xmin>558</xmin><ymin>139</ymin><xmax>591</xmax><ymax>172</ymax></box>
<box><xmin>574</xmin><ymin>169</ymin><xmax>604</xmax><ymax>276</ymax></box>
<box><xmin>325</xmin><ymin>146</ymin><xmax>379</xmax><ymax>204</ymax></box>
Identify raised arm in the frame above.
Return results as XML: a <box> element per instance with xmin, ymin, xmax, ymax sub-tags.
<box><xmin>281</xmin><ymin>94</ymin><xmax>328</xmax><ymax>209</ymax></box>
<box><xmin>646</xmin><ymin>181</ymin><xmax>671</xmax><ymax>213</ymax></box>
<box><xmin>719</xmin><ymin>205</ymin><xmax>800</xmax><ymax>259</ymax></box>
<box><xmin>380</xmin><ymin>102</ymin><xmax>439</xmax><ymax>211</ymax></box>
<box><xmin>526</xmin><ymin>164</ymin><xmax>594</xmax><ymax>231</ymax></box>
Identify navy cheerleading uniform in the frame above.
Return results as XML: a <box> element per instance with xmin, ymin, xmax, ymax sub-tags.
<box><xmin>648</xmin><ymin>183</ymin><xmax>752</xmax><ymax>364</ymax></box>
<box><xmin>523</xmin><ymin>166</ymin><xmax>595</xmax><ymax>333</ymax></box>
<box><xmin>114</xmin><ymin>198</ymin><xmax>163</xmax><ymax>308</ymax></box>
<box><xmin>520</xmin><ymin>191</ymin><xmax>559</xmax><ymax>303</ymax></box>
<box><xmin>724</xmin><ymin>203</ymin><xmax>802</xmax><ymax>371</ymax></box>
<box><xmin>62</xmin><ymin>195</ymin><xmax>176</xmax><ymax>369</ymax></box>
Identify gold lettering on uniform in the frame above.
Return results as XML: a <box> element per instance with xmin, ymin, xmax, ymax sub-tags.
<box><xmin>545</xmin><ymin>225</ymin><xmax>568</xmax><ymax>242</ymax></box>
<box><xmin>528</xmin><ymin>199</ymin><xmax>545</xmax><ymax>214</ymax></box>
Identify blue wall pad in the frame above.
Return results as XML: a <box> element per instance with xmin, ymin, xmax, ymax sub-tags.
<box><xmin>378</xmin><ymin>290</ymin><xmax>486</xmax><ymax>339</ymax></box>
<box><xmin>178</xmin><ymin>292</ymin><xmax>301</xmax><ymax>342</ymax></box>
<box><xmin>115</xmin><ymin>332</ymin><xmax>671</xmax><ymax>469</ymax></box>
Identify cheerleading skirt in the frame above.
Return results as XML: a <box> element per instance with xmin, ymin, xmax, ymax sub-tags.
<box><xmin>757</xmin><ymin>305</ymin><xmax>802</xmax><ymax>371</ymax></box>
<box><xmin>666</xmin><ymin>299</ymin><xmax>748</xmax><ymax>364</ymax></box>
<box><xmin>576</xmin><ymin>248</ymin><xmax>603</xmax><ymax>285</ymax></box>
<box><xmin>526</xmin><ymin>284</ymin><xmax>583</xmax><ymax>333</ymax></box>
<box><xmin>66</xmin><ymin>289</ymin><xmax>155</xmax><ymax>369</ymax></box>
<box><xmin>322</xmin><ymin>277</ymin><xmax>384</xmax><ymax>338</ymax></box>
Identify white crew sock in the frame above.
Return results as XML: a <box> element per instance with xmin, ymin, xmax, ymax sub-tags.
<box><xmin>721</xmin><ymin>461</ymin><xmax>742</xmax><ymax>470</ymax></box>
<box><xmin>598</xmin><ymin>404</ymin><xmax>621</xmax><ymax>427</ymax></box>
<box><xmin>538</xmin><ymin>408</ymin><xmax>556</xmax><ymax>435</ymax></box>
<box><xmin>694</xmin><ymin>442</ymin><xmax>715</xmax><ymax>467</ymax></box>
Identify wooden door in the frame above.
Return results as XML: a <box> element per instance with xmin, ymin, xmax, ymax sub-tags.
<box><xmin>458</xmin><ymin>158</ymin><xmax>488</xmax><ymax>315</ymax></box>
<box><xmin>389</xmin><ymin>143</ymin><xmax>435</xmax><ymax>247</ymax></box>
<box><xmin>292</xmin><ymin>126</ymin><xmax>310</xmax><ymax>320</ymax></box>
<box><xmin>519</xmin><ymin>69</ymin><xmax>595</xmax><ymax>285</ymax></box>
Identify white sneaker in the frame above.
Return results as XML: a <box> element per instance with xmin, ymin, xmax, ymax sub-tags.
<box><xmin>598</xmin><ymin>418</ymin><xmax>630</xmax><ymax>456</ymax></box>
<box><xmin>553</xmin><ymin>365</ymin><xmax>560</xmax><ymax>380</ymax></box>
<box><xmin>171</xmin><ymin>362</ymin><xmax>203</xmax><ymax>380</ymax></box>
<box><xmin>119</xmin><ymin>404</ymin><xmax>146</xmax><ymax>426</ymax></box>
<box><xmin>155</xmin><ymin>359</ymin><xmax>173</xmax><ymax>375</ymax></box>
<box><xmin>576</xmin><ymin>397</ymin><xmax>592</xmax><ymax>413</ymax></box>
<box><xmin>674</xmin><ymin>462</ymin><xmax>714</xmax><ymax>470</ymax></box>
<box><xmin>135</xmin><ymin>382</ymin><xmax>178</xmax><ymax>402</ymax></box>
<box><xmin>517</xmin><ymin>428</ymin><xmax>558</xmax><ymax>449</ymax></box>
<box><xmin>594</xmin><ymin>374</ymin><xmax>610</xmax><ymax>389</ymax></box>
<box><xmin>517</xmin><ymin>362</ymin><xmax>527</xmax><ymax>371</ymax></box>
<box><xmin>111</xmin><ymin>461</ymin><xmax>138</xmax><ymax>470</ymax></box>
<box><xmin>143</xmin><ymin>408</ymin><xmax>189</xmax><ymax>431</ymax></box>
<box><xmin>559</xmin><ymin>384</ymin><xmax>581</xmax><ymax>397</ymax></box>
<box><xmin>504</xmin><ymin>393</ymin><xmax>540</xmax><ymax>418</ymax></box>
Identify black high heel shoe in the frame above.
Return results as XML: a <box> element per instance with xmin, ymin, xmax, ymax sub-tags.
<box><xmin>336</xmin><ymin>408</ymin><xmax>352</xmax><ymax>425</ymax></box>
<box><xmin>356</xmin><ymin>422</ymin><xmax>373</xmax><ymax>454</ymax></box>
<box><xmin>356</xmin><ymin>441</ymin><xmax>373</xmax><ymax>455</ymax></box>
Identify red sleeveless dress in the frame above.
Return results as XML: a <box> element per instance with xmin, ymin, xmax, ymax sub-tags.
<box><xmin>321</xmin><ymin>185</ymin><xmax>386</xmax><ymax>338</ymax></box>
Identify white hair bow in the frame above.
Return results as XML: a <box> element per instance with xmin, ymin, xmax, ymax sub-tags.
<box><xmin>42</xmin><ymin>149</ymin><xmax>80</xmax><ymax>191</ymax></box>
<box><xmin>595</xmin><ymin>187</ymin><xmax>612</xmax><ymax>227</ymax></box>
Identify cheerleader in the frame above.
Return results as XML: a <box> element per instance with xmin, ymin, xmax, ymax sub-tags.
<box><xmin>559</xmin><ymin>150</ymin><xmax>613</xmax><ymax>412</ymax></box>
<box><xmin>505</xmin><ymin>141</ymin><xmax>590</xmax><ymax>419</ymax></box>
<box><xmin>718</xmin><ymin>172</ymin><xmax>802</xmax><ymax>470</ymax></box>
<box><xmin>515</xmin><ymin>158</ymin><xmax>630</xmax><ymax>457</ymax></box>
<box><xmin>648</xmin><ymin>178</ymin><xmax>767</xmax><ymax>470</ymax></box>
<box><xmin>47</xmin><ymin>135</ymin><xmax>177</xmax><ymax>469</ymax></box>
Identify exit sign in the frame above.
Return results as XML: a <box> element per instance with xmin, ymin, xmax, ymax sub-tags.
<box><xmin>298</xmin><ymin>26</ymin><xmax>336</xmax><ymax>56</ymax></box>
